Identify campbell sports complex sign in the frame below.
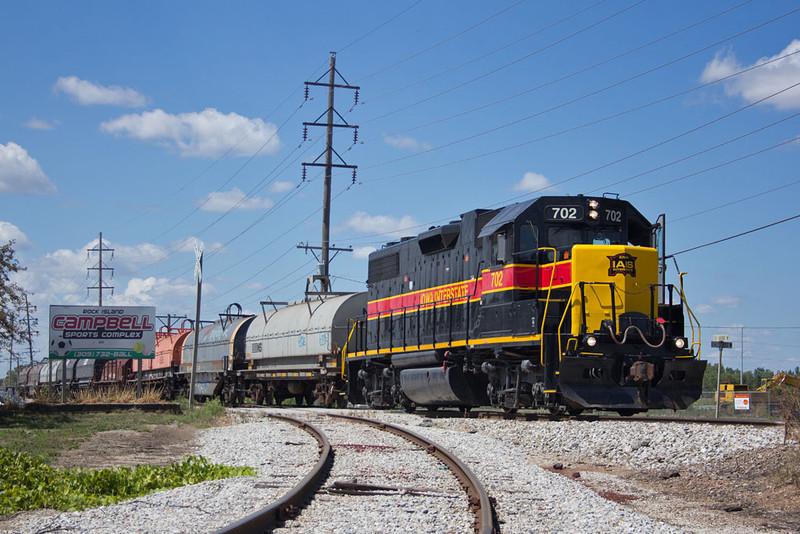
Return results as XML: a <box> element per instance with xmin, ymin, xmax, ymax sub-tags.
<box><xmin>49</xmin><ymin>305</ymin><xmax>156</xmax><ymax>359</ymax></box>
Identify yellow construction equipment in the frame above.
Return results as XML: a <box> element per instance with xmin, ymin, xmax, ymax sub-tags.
<box><xmin>757</xmin><ymin>373</ymin><xmax>799</xmax><ymax>392</ymax></box>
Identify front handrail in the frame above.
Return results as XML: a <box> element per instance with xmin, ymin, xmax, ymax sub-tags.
<box><xmin>678</xmin><ymin>272</ymin><xmax>701</xmax><ymax>358</ymax></box>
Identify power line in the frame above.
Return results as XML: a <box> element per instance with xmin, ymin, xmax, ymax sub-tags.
<box><xmin>359</xmin><ymin>12</ymin><xmax>800</xmax><ymax>177</ymax></box>
<box><xmin>356</xmin><ymin>0</ymin><xmax>527</xmax><ymax>82</ymax></box>
<box><xmin>362</xmin><ymin>0</ymin><xmax>609</xmax><ymax>102</ymax></box>
<box><xmin>362</xmin><ymin>0</ymin><xmax>647</xmax><ymax>125</ymax></box>
<box><xmin>365</xmin><ymin>1</ymin><xmax>753</xmax><ymax>144</ymax></box>
<box><xmin>667</xmin><ymin>212</ymin><xmax>800</xmax><ymax>258</ymax></box>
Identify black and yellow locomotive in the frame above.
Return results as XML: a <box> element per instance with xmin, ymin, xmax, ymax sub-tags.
<box><xmin>345</xmin><ymin>195</ymin><xmax>706</xmax><ymax>415</ymax></box>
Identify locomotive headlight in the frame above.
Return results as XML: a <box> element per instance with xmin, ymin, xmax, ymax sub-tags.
<box><xmin>588</xmin><ymin>199</ymin><xmax>599</xmax><ymax>209</ymax></box>
<box><xmin>674</xmin><ymin>338</ymin><xmax>686</xmax><ymax>349</ymax></box>
<box><xmin>585</xmin><ymin>335</ymin><xmax>597</xmax><ymax>347</ymax></box>
<box><xmin>588</xmin><ymin>210</ymin><xmax>599</xmax><ymax>220</ymax></box>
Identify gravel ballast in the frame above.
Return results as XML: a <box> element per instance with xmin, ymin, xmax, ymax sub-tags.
<box><xmin>0</xmin><ymin>408</ymin><xmax>788</xmax><ymax>534</ymax></box>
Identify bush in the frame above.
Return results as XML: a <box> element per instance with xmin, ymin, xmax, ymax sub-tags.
<box><xmin>0</xmin><ymin>448</ymin><xmax>254</xmax><ymax>514</ymax></box>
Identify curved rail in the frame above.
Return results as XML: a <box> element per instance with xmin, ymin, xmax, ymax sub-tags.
<box><xmin>215</xmin><ymin>414</ymin><xmax>332</xmax><ymax>534</ymax></box>
<box><xmin>330</xmin><ymin>413</ymin><xmax>496</xmax><ymax>534</ymax></box>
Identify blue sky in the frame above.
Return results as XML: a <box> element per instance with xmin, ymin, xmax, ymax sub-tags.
<box><xmin>2</xmin><ymin>0</ymin><xmax>799</xmax><ymax>375</ymax></box>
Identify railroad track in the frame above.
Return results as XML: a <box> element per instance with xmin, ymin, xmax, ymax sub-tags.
<box><xmin>215</xmin><ymin>413</ymin><xmax>332</xmax><ymax>534</ymax></box>
<box><xmin>218</xmin><ymin>409</ymin><xmax>496</xmax><ymax>534</ymax></box>
<box><xmin>231</xmin><ymin>402</ymin><xmax>783</xmax><ymax>426</ymax></box>
<box><xmin>399</xmin><ymin>407</ymin><xmax>785</xmax><ymax>426</ymax></box>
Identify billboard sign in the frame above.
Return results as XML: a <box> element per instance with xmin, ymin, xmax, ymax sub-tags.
<box><xmin>49</xmin><ymin>305</ymin><xmax>156</xmax><ymax>359</ymax></box>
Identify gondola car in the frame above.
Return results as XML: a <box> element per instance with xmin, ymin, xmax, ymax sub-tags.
<box><xmin>345</xmin><ymin>195</ymin><xmax>706</xmax><ymax>415</ymax></box>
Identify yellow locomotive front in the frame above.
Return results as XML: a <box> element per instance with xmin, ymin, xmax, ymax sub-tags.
<box><xmin>555</xmin><ymin>242</ymin><xmax>704</xmax><ymax>413</ymax></box>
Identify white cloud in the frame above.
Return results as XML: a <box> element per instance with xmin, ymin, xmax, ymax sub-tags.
<box><xmin>53</xmin><ymin>76</ymin><xmax>148</xmax><ymax>107</ymax></box>
<box><xmin>0</xmin><ymin>222</ymin><xmax>31</xmax><ymax>248</ymax></box>
<box><xmin>512</xmin><ymin>171</ymin><xmax>555</xmax><ymax>193</ymax></box>
<box><xmin>700</xmin><ymin>41</ymin><xmax>800</xmax><ymax>110</ymax></box>
<box><xmin>344</xmin><ymin>211</ymin><xmax>422</xmax><ymax>238</ymax></box>
<box><xmin>711</xmin><ymin>296</ymin><xmax>741</xmax><ymax>309</ymax></box>
<box><xmin>100</xmin><ymin>108</ymin><xmax>282</xmax><ymax>158</ymax></box>
<box><xmin>108</xmin><ymin>276</ymin><xmax>197</xmax><ymax>306</ymax></box>
<box><xmin>197</xmin><ymin>188</ymin><xmax>274</xmax><ymax>212</ymax></box>
<box><xmin>269</xmin><ymin>181</ymin><xmax>295</xmax><ymax>193</ymax></box>
<box><xmin>383</xmin><ymin>134</ymin><xmax>432</xmax><ymax>151</ymax></box>
<box><xmin>24</xmin><ymin>117</ymin><xmax>59</xmax><ymax>130</ymax></box>
<box><xmin>0</xmin><ymin>142</ymin><xmax>57</xmax><ymax>194</ymax></box>
<box><xmin>696</xmin><ymin>295</ymin><xmax>741</xmax><ymax>315</ymax></box>
<box><xmin>353</xmin><ymin>246</ymin><xmax>377</xmax><ymax>260</ymax></box>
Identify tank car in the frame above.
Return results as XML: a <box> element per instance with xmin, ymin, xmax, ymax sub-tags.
<box><xmin>180</xmin><ymin>303</ymin><xmax>254</xmax><ymax>402</ymax></box>
<box><xmin>345</xmin><ymin>195</ymin><xmax>706</xmax><ymax>415</ymax></box>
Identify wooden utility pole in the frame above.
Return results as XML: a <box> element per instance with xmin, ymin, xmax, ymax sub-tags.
<box><xmin>302</xmin><ymin>52</ymin><xmax>359</xmax><ymax>296</ymax></box>
<box><xmin>189</xmin><ymin>242</ymin><xmax>203</xmax><ymax>408</ymax></box>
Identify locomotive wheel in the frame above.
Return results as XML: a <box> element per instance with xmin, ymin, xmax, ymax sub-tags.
<box><xmin>294</xmin><ymin>394</ymin><xmax>304</xmax><ymax>406</ymax></box>
<box><xmin>502</xmin><ymin>407</ymin><xmax>518</xmax><ymax>414</ymax></box>
<box><xmin>425</xmin><ymin>405</ymin><xmax>439</xmax><ymax>412</ymax></box>
<box><xmin>336</xmin><ymin>395</ymin><xmax>348</xmax><ymax>409</ymax></box>
<box><xmin>617</xmin><ymin>409</ymin><xmax>636</xmax><ymax>417</ymax></box>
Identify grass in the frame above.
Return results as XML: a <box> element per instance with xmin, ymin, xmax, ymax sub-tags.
<box><xmin>0</xmin><ymin>396</ymin><xmax>247</xmax><ymax>515</ymax></box>
<box><xmin>32</xmin><ymin>384</ymin><xmax>165</xmax><ymax>404</ymax></box>
<box><xmin>0</xmin><ymin>397</ymin><xmax>228</xmax><ymax>463</ymax></box>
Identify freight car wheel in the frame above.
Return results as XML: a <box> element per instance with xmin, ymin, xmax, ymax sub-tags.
<box><xmin>305</xmin><ymin>390</ymin><xmax>316</xmax><ymax>407</ymax></box>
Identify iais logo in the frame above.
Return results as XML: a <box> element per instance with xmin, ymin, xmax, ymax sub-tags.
<box><xmin>607</xmin><ymin>253</ymin><xmax>637</xmax><ymax>277</ymax></box>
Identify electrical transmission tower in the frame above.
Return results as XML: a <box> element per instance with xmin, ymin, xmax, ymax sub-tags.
<box><xmin>87</xmin><ymin>232</ymin><xmax>114</xmax><ymax>305</ymax></box>
<box><xmin>301</xmin><ymin>52</ymin><xmax>359</xmax><ymax>297</ymax></box>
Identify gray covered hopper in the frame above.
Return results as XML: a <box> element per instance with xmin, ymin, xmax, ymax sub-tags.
<box><xmin>246</xmin><ymin>293</ymin><xmax>366</xmax><ymax>373</ymax></box>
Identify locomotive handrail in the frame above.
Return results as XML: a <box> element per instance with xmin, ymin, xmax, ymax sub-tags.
<box><xmin>341</xmin><ymin>320</ymin><xmax>359</xmax><ymax>379</ymax></box>
<box><xmin>678</xmin><ymin>272</ymin><xmax>701</xmax><ymax>358</ymax></box>
<box><xmin>555</xmin><ymin>284</ymin><xmax>579</xmax><ymax>363</ymax></box>
<box><xmin>538</xmin><ymin>247</ymin><xmax>558</xmax><ymax>367</ymax></box>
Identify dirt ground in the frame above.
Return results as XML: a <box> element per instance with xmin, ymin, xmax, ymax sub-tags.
<box><xmin>55</xmin><ymin>424</ymin><xmax>199</xmax><ymax>470</ymax></box>
<box><xmin>44</xmin><ymin>425</ymin><xmax>800</xmax><ymax>532</ymax></box>
<box><xmin>545</xmin><ymin>444</ymin><xmax>800</xmax><ymax>533</ymax></box>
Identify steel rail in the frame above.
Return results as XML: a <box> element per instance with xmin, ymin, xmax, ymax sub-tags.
<box><xmin>329</xmin><ymin>413</ymin><xmax>496</xmax><ymax>534</ymax></box>
<box><xmin>416</xmin><ymin>407</ymin><xmax>784</xmax><ymax>426</ymax></box>
<box><xmin>214</xmin><ymin>414</ymin><xmax>332</xmax><ymax>534</ymax></box>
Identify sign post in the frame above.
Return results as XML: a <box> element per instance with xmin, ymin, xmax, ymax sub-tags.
<box><xmin>711</xmin><ymin>335</ymin><xmax>733</xmax><ymax>419</ymax></box>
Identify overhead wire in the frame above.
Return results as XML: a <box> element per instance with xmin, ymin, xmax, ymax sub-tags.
<box><xmin>363</xmin><ymin>0</ymin><xmax>752</xmax><ymax>143</ymax></box>
<box><xmin>359</xmin><ymin>9</ymin><xmax>800</xmax><ymax>176</ymax></box>
<box><xmin>362</xmin><ymin>0</ymin><xmax>609</xmax><ymax>101</ymax></box>
<box><xmin>362</xmin><ymin>0</ymin><xmax>648</xmax><ymax>125</ymax></box>
<box><xmin>356</xmin><ymin>0</ymin><xmax>527</xmax><ymax>83</ymax></box>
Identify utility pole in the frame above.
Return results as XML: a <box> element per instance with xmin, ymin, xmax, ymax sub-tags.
<box><xmin>87</xmin><ymin>232</ymin><xmax>114</xmax><ymax>305</ymax></box>
<box><xmin>302</xmin><ymin>52</ymin><xmax>359</xmax><ymax>296</ymax></box>
<box><xmin>189</xmin><ymin>241</ymin><xmax>203</xmax><ymax>408</ymax></box>
<box><xmin>24</xmin><ymin>294</ymin><xmax>37</xmax><ymax>365</ymax></box>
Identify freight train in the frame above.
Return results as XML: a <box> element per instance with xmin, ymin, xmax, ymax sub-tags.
<box><xmin>17</xmin><ymin>195</ymin><xmax>706</xmax><ymax>415</ymax></box>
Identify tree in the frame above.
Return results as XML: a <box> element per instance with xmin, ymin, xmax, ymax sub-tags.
<box><xmin>0</xmin><ymin>241</ymin><xmax>30</xmax><ymax>349</ymax></box>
